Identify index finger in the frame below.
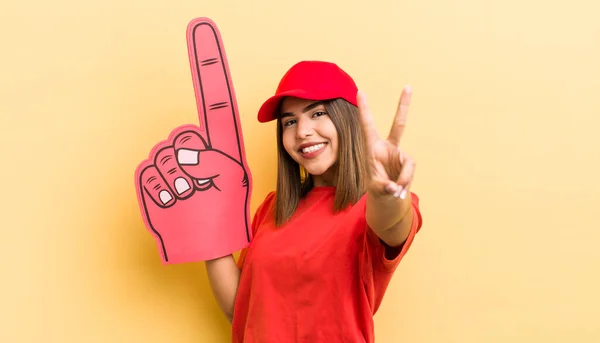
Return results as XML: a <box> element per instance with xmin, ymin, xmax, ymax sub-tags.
<box><xmin>356</xmin><ymin>90</ymin><xmax>381</xmax><ymax>149</ymax></box>
<box><xmin>186</xmin><ymin>17</ymin><xmax>244</xmax><ymax>163</ymax></box>
<box><xmin>387</xmin><ymin>85</ymin><xmax>412</xmax><ymax>146</ymax></box>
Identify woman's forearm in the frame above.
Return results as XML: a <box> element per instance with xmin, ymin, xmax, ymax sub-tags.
<box><xmin>205</xmin><ymin>254</ymin><xmax>241</xmax><ymax>322</ymax></box>
<box><xmin>366</xmin><ymin>189</ymin><xmax>414</xmax><ymax>247</ymax></box>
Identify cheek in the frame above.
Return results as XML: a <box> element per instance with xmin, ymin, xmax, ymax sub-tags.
<box><xmin>281</xmin><ymin>129</ymin><xmax>296</xmax><ymax>155</ymax></box>
<box><xmin>331</xmin><ymin>137</ymin><xmax>339</xmax><ymax>157</ymax></box>
<box><xmin>324</xmin><ymin>123</ymin><xmax>339</xmax><ymax>150</ymax></box>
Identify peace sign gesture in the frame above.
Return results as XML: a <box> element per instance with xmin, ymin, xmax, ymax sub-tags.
<box><xmin>357</xmin><ymin>86</ymin><xmax>416</xmax><ymax>200</ymax></box>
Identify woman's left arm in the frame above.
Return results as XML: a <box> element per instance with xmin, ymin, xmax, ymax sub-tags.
<box><xmin>366</xmin><ymin>188</ymin><xmax>415</xmax><ymax>247</ymax></box>
<box><xmin>357</xmin><ymin>86</ymin><xmax>418</xmax><ymax>247</ymax></box>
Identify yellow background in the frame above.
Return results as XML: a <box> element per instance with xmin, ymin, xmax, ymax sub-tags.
<box><xmin>2</xmin><ymin>0</ymin><xmax>599</xmax><ymax>342</ymax></box>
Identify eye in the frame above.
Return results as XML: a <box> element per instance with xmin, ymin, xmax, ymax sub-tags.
<box><xmin>312</xmin><ymin>111</ymin><xmax>327</xmax><ymax>118</ymax></box>
<box><xmin>283</xmin><ymin>119</ymin><xmax>296</xmax><ymax>127</ymax></box>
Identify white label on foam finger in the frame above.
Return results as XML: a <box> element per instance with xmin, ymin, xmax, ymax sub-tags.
<box><xmin>159</xmin><ymin>190</ymin><xmax>173</xmax><ymax>204</ymax></box>
<box><xmin>175</xmin><ymin>178</ymin><xmax>190</xmax><ymax>194</ymax></box>
<box><xmin>177</xmin><ymin>149</ymin><xmax>199</xmax><ymax>165</ymax></box>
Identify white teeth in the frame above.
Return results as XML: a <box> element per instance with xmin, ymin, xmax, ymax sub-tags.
<box><xmin>197</xmin><ymin>179</ymin><xmax>211</xmax><ymax>185</ymax></box>
<box><xmin>302</xmin><ymin>143</ymin><xmax>325</xmax><ymax>154</ymax></box>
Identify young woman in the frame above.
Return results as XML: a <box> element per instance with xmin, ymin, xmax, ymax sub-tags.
<box><xmin>205</xmin><ymin>60</ymin><xmax>423</xmax><ymax>342</ymax></box>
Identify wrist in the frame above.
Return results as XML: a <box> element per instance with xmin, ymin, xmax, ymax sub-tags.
<box><xmin>366</xmin><ymin>187</ymin><xmax>412</xmax><ymax>231</ymax></box>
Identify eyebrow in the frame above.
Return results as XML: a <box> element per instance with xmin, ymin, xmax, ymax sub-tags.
<box><xmin>279</xmin><ymin>101</ymin><xmax>324</xmax><ymax>118</ymax></box>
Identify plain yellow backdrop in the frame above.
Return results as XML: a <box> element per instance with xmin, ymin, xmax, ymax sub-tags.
<box><xmin>1</xmin><ymin>0</ymin><xmax>599</xmax><ymax>342</ymax></box>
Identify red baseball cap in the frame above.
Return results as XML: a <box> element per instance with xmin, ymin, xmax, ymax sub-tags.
<box><xmin>257</xmin><ymin>60</ymin><xmax>359</xmax><ymax>123</ymax></box>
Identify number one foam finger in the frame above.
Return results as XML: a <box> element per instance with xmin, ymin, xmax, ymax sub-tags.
<box><xmin>134</xmin><ymin>17</ymin><xmax>253</xmax><ymax>265</ymax></box>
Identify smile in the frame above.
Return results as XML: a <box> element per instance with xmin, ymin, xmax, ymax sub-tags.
<box><xmin>300</xmin><ymin>143</ymin><xmax>326</xmax><ymax>154</ymax></box>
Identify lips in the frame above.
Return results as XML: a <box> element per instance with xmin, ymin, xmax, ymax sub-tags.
<box><xmin>298</xmin><ymin>142</ymin><xmax>326</xmax><ymax>154</ymax></box>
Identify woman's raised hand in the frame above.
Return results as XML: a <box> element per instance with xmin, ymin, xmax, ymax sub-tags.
<box><xmin>357</xmin><ymin>86</ymin><xmax>416</xmax><ymax>200</ymax></box>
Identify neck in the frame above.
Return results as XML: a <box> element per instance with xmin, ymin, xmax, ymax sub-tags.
<box><xmin>311</xmin><ymin>166</ymin><xmax>337</xmax><ymax>187</ymax></box>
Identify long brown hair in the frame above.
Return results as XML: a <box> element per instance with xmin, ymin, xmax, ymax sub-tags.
<box><xmin>273</xmin><ymin>98</ymin><xmax>368</xmax><ymax>226</ymax></box>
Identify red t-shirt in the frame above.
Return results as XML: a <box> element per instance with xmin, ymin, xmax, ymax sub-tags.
<box><xmin>232</xmin><ymin>186</ymin><xmax>423</xmax><ymax>342</ymax></box>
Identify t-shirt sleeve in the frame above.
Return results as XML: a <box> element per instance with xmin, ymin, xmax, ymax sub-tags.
<box><xmin>236</xmin><ymin>191</ymin><xmax>276</xmax><ymax>269</ymax></box>
<box><xmin>365</xmin><ymin>191</ymin><xmax>423</xmax><ymax>273</ymax></box>
<box><xmin>360</xmin><ymin>192</ymin><xmax>423</xmax><ymax>313</ymax></box>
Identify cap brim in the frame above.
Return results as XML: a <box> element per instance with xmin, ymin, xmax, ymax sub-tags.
<box><xmin>257</xmin><ymin>89</ymin><xmax>321</xmax><ymax>123</ymax></box>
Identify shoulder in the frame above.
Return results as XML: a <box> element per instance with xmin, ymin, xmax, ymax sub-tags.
<box><xmin>250</xmin><ymin>190</ymin><xmax>276</xmax><ymax>229</ymax></box>
<box><xmin>255</xmin><ymin>190</ymin><xmax>276</xmax><ymax>216</ymax></box>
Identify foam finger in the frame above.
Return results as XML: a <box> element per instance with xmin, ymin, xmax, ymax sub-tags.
<box><xmin>173</xmin><ymin>128</ymin><xmax>209</xmax><ymax>164</ymax></box>
<box><xmin>154</xmin><ymin>146</ymin><xmax>195</xmax><ymax>199</ymax></box>
<box><xmin>139</xmin><ymin>164</ymin><xmax>176</xmax><ymax>208</ymax></box>
<box><xmin>186</xmin><ymin>17</ymin><xmax>245</xmax><ymax>163</ymax></box>
<box><xmin>172</xmin><ymin>128</ymin><xmax>219</xmax><ymax>185</ymax></box>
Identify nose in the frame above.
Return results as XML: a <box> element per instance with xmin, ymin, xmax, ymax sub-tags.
<box><xmin>295</xmin><ymin>116</ymin><xmax>314</xmax><ymax>139</ymax></box>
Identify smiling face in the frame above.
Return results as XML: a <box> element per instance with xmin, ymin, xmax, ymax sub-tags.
<box><xmin>273</xmin><ymin>97</ymin><xmax>367</xmax><ymax>225</ymax></box>
<box><xmin>279</xmin><ymin>97</ymin><xmax>339</xmax><ymax>186</ymax></box>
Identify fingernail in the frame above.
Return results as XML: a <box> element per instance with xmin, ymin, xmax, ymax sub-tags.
<box><xmin>394</xmin><ymin>187</ymin><xmax>404</xmax><ymax>198</ymax></box>
<box><xmin>175</xmin><ymin>178</ymin><xmax>190</xmax><ymax>194</ymax></box>
<box><xmin>385</xmin><ymin>183</ymin><xmax>397</xmax><ymax>194</ymax></box>
<box><xmin>177</xmin><ymin>149</ymin><xmax>199</xmax><ymax>165</ymax></box>
<box><xmin>400</xmin><ymin>189</ymin><xmax>407</xmax><ymax>199</ymax></box>
<box><xmin>159</xmin><ymin>190</ymin><xmax>173</xmax><ymax>204</ymax></box>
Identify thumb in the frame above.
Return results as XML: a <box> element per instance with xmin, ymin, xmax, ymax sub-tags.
<box><xmin>176</xmin><ymin>148</ymin><xmax>245</xmax><ymax>190</ymax></box>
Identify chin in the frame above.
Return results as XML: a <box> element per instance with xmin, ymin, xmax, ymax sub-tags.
<box><xmin>289</xmin><ymin>149</ymin><xmax>337</xmax><ymax>177</ymax></box>
<box><xmin>304</xmin><ymin>166</ymin><xmax>328</xmax><ymax>176</ymax></box>
<box><xmin>302</xmin><ymin>161</ymin><xmax>335</xmax><ymax>176</ymax></box>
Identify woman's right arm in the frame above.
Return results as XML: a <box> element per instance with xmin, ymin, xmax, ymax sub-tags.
<box><xmin>205</xmin><ymin>254</ymin><xmax>241</xmax><ymax>323</ymax></box>
<box><xmin>206</xmin><ymin>191</ymin><xmax>274</xmax><ymax>321</ymax></box>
